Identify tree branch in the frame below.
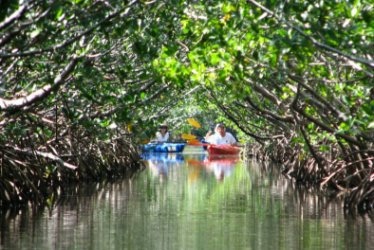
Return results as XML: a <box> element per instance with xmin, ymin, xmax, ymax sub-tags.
<box><xmin>0</xmin><ymin>1</ymin><xmax>137</xmax><ymax>58</ymax></box>
<box><xmin>12</xmin><ymin>146</ymin><xmax>77</xmax><ymax>170</ymax></box>
<box><xmin>0</xmin><ymin>57</ymin><xmax>79</xmax><ymax>112</ymax></box>
<box><xmin>0</xmin><ymin>3</ymin><xmax>28</xmax><ymax>30</ymax></box>
<box><xmin>246</xmin><ymin>0</ymin><xmax>374</xmax><ymax>69</ymax></box>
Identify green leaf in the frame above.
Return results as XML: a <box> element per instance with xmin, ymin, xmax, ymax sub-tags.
<box><xmin>209</xmin><ymin>53</ymin><xmax>221</xmax><ymax>65</ymax></box>
<box><xmin>30</xmin><ymin>29</ymin><xmax>41</xmax><ymax>38</ymax></box>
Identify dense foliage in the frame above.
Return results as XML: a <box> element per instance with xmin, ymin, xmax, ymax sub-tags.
<box><xmin>0</xmin><ymin>1</ymin><xmax>373</xmax><ymax>212</ymax></box>
<box><xmin>154</xmin><ymin>0</ymin><xmax>374</xmax><ymax>213</ymax></box>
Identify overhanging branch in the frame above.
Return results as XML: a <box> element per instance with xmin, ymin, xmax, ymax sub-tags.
<box><xmin>0</xmin><ymin>57</ymin><xmax>79</xmax><ymax>113</ymax></box>
<box><xmin>246</xmin><ymin>0</ymin><xmax>374</xmax><ymax>69</ymax></box>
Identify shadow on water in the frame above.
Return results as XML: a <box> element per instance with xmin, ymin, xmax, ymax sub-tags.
<box><xmin>1</xmin><ymin>147</ymin><xmax>374</xmax><ymax>249</ymax></box>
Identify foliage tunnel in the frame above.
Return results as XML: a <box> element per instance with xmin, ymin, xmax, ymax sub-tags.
<box><xmin>0</xmin><ymin>1</ymin><xmax>373</xmax><ymax>213</ymax></box>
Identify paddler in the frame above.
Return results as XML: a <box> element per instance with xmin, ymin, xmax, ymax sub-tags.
<box><xmin>205</xmin><ymin>123</ymin><xmax>238</xmax><ymax>146</ymax></box>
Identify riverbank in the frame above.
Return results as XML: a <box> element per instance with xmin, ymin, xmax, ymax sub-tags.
<box><xmin>0</xmin><ymin>135</ymin><xmax>143</xmax><ymax>209</ymax></box>
<box><xmin>244</xmin><ymin>141</ymin><xmax>374</xmax><ymax>215</ymax></box>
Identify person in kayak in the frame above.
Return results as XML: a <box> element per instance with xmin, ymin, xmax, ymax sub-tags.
<box><xmin>205</xmin><ymin>123</ymin><xmax>238</xmax><ymax>145</ymax></box>
<box><xmin>155</xmin><ymin>124</ymin><xmax>170</xmax><ymax>142</ymax></box>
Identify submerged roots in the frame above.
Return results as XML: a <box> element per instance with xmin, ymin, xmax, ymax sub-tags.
<box><xmin>245</xmin><ymin>138</ymin><xmax>374</xmax><ymax>214</ymax></box>
<box><xmin>0</xmin><ymin>130</ymin><xmax>142</xmax><ymax>209</ymax></box>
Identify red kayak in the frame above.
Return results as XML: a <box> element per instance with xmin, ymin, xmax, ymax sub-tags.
<box><xmin>207</xmin><ymin>144</ymin><xmax>241</xmax><ymax>155</ymax></box>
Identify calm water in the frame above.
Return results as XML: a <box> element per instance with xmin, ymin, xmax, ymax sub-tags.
<box><xmin>1</xmin><ymin>147</ymin><xmax>373</xmax><ymax>250</ymax></box>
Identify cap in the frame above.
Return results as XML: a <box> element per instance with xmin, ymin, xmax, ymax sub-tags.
<box><xmin>159</xmin><ymin>124</ymin><xmax>168</xmax><ymax>129</ymax></box>
<box><xmin>215</xmin><ymin>123</ymin><xmax>225</xmax><ymax>129</ymax></box>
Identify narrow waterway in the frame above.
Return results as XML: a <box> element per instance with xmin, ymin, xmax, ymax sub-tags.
<box><xmin>1</xmin><ymin>147</ymin><xmax>373</xmax><ymax>250</ymax></box>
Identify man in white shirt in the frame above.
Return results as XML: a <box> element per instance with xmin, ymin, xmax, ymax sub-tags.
<box><xmin>205</xmin><ymin>123</ymin><xmax>237</xmax><ymax>145</ymax></box>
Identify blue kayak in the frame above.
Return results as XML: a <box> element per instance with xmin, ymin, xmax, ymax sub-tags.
<box><xmin>141</xmin><ymin>142</ymin><xmax>186</xmax><ymax>153</ymax></box>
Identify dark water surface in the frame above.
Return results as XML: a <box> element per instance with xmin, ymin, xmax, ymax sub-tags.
<box><xmin>1</xmin><ymin>147</ymin><xmax>373</xmax><ymax>249</ymax></box>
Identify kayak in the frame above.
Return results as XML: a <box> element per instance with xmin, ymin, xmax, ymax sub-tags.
<box><xmin>141</xmin><ymin>142</ymin><xmax>186</xmax><ymax>153</ymax></box>
<box><xmin>207</xmin><ymin>144</ymin><xmax>241</xmax><ymax>155</ymax></box>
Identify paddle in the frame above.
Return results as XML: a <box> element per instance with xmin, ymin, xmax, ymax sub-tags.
<box><xmin>184</xmin><ymin>118</ymin><xmax>219</xmax><ymax>147</ymax></box>
<box><xmin>187</xmin><ymin>118</ymin><xmax>202</xmax><ymax>128</ymax></box>
<box><xmin>183</xmin><ymin>118</ymin><xmax>201</xmax><ymax>144</ymax></box>
<box><xmin>181</xmin><ymin>133</ymin><xmax>197</xmax><ymax>140</ymax></box>
<box><xmin>188</xmin><ymin>140</ymin><xmax>209</xmax><ymax>146</ymax></box>
<box><xmin>180</xmin><ymin>133</ymin><xmax>207</xmax><ymax>146</ymax></box>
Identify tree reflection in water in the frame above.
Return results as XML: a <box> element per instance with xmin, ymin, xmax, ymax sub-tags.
<box><xmin>1</xmin><ymin>153</ymin><xmax>374</xmax><ymax>250</ymax></box>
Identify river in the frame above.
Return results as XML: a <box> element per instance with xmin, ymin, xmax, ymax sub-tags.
<box><xmin>1</xmin><ymin>147</ymin><xmax>373</xmax><ymax>249</ymax></box>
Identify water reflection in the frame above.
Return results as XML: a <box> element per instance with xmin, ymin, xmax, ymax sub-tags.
<box><xmin>142</xmin><ymin>152</ymin><xmax>240</xmax><ymax>182</ymax></box>
<box><xmin>203</xmin><ymin>155</ymin><xmax>239</xmax><ymax>181</ymax></box>
<box><xmin>142</xmin><ymin>152</ymin><xmax>184</xmax><ymax>180</ymax></box>
<box><xmin>1</xmin><ymin>152</ymin><xmax>374</xmax><ymax>250</ymax></box>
